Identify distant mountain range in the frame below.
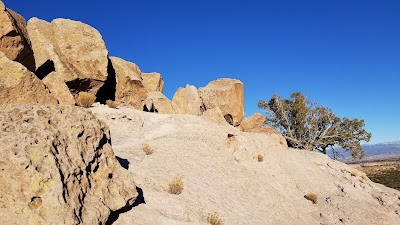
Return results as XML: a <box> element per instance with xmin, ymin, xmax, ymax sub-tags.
<box><xmin>330</xmin><ymin>141</ymin><xmax>400</xmax><ymax>163</ymax></box>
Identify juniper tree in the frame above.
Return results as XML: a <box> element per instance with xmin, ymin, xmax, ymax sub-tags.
<box><xmin>258</xmin><ymin>92</ymin><xmax>371</xmax><ymax>160</ymax></box>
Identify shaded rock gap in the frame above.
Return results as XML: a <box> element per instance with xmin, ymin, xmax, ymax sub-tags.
<box><xmin>96</xmin><ymin>58</ymin><xmax>116</xmax><ymax>104</ymax></box>
<box><xmin>35</xmin><ymin>60</ymin><xmax>55</xmax><ymax>79</ymax></box>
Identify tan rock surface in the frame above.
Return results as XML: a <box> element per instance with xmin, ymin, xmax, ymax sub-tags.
<box><xmin>200</xmin><ymin>106</ymin><xmax>229</xmax><ymax>126</ymax></box>
<box><xmin>42</xmin><ymin>72</ymin><xmax>75</xmax><ymax>105</ymax></box>
<box><xmin>27</xmin><ymin>17</ymin><xmax>108</xmax><ymax>95</ymax></box>
<box><xmin>0</xmin><ymin>52</ymin><xmax>57</xmax><ymax>105</ymax></box>
<box><xmin>110</xmin><ymin>57</ymin><xmax>147</xmax><ymax>109</ymax></box>
<box><xmin>143</xmin><ymin>91</ymin><xmax>178</xmax><ymax>114</ymax></box>
<box><xmin>91</xmin><ymin>104</ymin><xmax>400</xmax><ymax>225</ymax></box>
<box><xmin>142</xmin><ymin>72</ymin><xmax>164</xmax><ymax>92</ymax></box>
<box><xmin>239</xmin><ymin>112</ymin><xmax>266</xmax><ymax>132</ymax></box>
<box><xmin>0</xmin><ymin>105</ymin><xmax>137</xmax><ymax>225</ymax></box>
<box><xmin>198</xmin><ymin>78</ymin><xmax>244</xmax><ymax>126</ymax></box>
<box><xmin>172</xmin><ymin>84</ymin><xmax>202</xmax><ymax>115</ymax></box>
<box><xmin>0</xmin><ymin>1</ymin><xmax>35</xmax><ymax>71</ymax></box>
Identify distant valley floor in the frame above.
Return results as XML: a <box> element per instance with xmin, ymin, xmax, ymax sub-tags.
<box><xmin>351</xmin><ymin>159</ymin><xmax>400</xmax><ymax>191</ymax></box>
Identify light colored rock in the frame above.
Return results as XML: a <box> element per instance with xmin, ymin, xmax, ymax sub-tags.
<box><xmin>42</xmin><ymin>72</ymin><xmax>75</xmax><ymax>105</ymax></box>
<box><xmin>27</xmin><ymin>17</ymin><xmax>108</xmax><ymax>95</ymax></box>
<box><xmin>239</xmin><ymin>113</ymin><xmax>265</xmax><ymax>132</ymax></box>
<box><xmin>0</xmin><ymin>2</ymin><xmax>35</xmax><ymax>71</ymax></box>
<box><xmin>110</xmin><ymin>57</ymin><xmax>147</xmax><ymax>109</ymax></box>
<box><xmin>90</xmin><ymin>104</ymin><xmax>400</xmax><ymax>225</ymax></box>
<box><xmin>0</xmin><ymin>105</ymin><xmax>137</xmax><ymax>225</ymax></box>
<box><xmin>172</xmin><ymin>84</ymin><xmax>202</xmax><ymax>115</ymax></box>
<box><xmin>201</xmin><ymin>106</ymin><xmax>229</xmax><ymax>126</ymax></box>
<box><xmin>143</xmin><ymin>91</ymin><xmax>178</xmax><ymax>114</ymax></box>
<box><xmin>198</xmin><ymin>78</ymin><xmax>244</xmax><ymax>126</ymax></box>
<box><xmin>142</xmin><ymin>72</ymin><xmax>164</xmax><ymax>92</ymax></box>
<box><xmin>0</xmin><ymin>52</ymin><xmax>57</xmax><ymax>105</ymax></box>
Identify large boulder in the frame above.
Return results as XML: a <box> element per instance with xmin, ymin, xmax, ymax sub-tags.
<box><xmin>0</xmin><ymin>52</ymin><xmax>57</xmax><ymax>105</ymax></box>
<box><xmin>27</xmin><ymin>17</ymin><xmax>108</xmax><ymax>96</ymax></box>
<box><xmin>0</xmin><ymin>105</ymin><xmax>137</xmax><ymax>225</ymax></box>
<box><xmin>239</xmin><ymin>113</ymin><xmax>266</xmax><ymax>132</ymax></box>
<box><xmin>200</xmin><ymin>106</ymin><xmax>229</xmax><ymax>126</ymax></box>
<box><xmin>0</xmin><ymin>1</ymin><xmax>35</xmax><ymax>71</ymax></box>
<box><xmin>143</xmin><ymin>91</ymin><xmax>178</xmax><ymax>114</ymax></box>
<box><xmin>42</xmin><ymin>72</ymin><xmax>76</xmax><ymax>105</ymax></box>
<box><xmin>172</xmin><ymin>84</ymin><xmax>202</xmax><ymax>115</ymax></box>
<box><xmin>142</xmin><ymin>72</ymin><xmax>164</xmax><ymax>92</ymax></box>
<box><xmin>198</xmin><ymin>78</ymin><xmax>244</xmax><ymax>126</ymax></box>
<box><xmin>110</xmin><ymin>57</ymin><xmax>147</xmax><ymax>109</ymax></box>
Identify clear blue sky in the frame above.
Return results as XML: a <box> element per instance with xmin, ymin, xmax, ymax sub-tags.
<box><xmin>5</xmin><ymin>0</ymin><xmax>400</xmax><ymax>144</ymax></box>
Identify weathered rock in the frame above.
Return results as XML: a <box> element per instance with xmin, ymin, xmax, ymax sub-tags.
<box><xmin>0</xmin><ymin>105</ymin><xmax>137</xmax><ymax>225</ymax></box>
<box><xmin>42</xmin><ymin>72</ymin><xmax>75</xmax><ymax>105</ymax></box>
<box><xmin>142</xmin><ymin>72</ymin><xmax>164</xmax><ymax>92</ymax></box>
<box><xmin>0</xmin><ymin>52</ymin><xmax>57</xmax><ymax>105</ymax></box>
<box><xmin>239</xmin><ymin>113</ymin><xmax>266</xmax><ymax>132</ymax></box>
<box><xmin>172</xmin><ymin>84</ymin><xmax>202</xmax><ymax>115</ymax></box>
<box><xmin>198</xmin><ymin>78</ymin><xmax>244</xmax><ymax>126</ymax></box>
<box><xmin>0</xmin><ymin>1</ymin><xmax>35</xmax><ymax>71</ymax></box>
<box><xmin>110</xmin><ymin>57</ymin><xmax>147</xmax><ymax>109</ymax></box>
<box><xmin>143</xmin><ymin>91</ymin><xmax>178</xmax><ymax>114</ymax></box>
<box><xmin>201</xmin><ymin>106</ymin><xmax>229</xmax><ymax>126</ymax></box>
<box><xmin>27</xmin><ymin>17</ymin><xmax>108</xmax><ymax>95</ymax></box>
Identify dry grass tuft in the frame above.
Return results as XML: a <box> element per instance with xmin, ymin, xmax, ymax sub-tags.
<box><xmin>207</xmin><ymin>212</ymin><xmax>224</xmax><ymax>225</ymax></box>
<box><xmin>350</xmin><ymin>170</ymin><xmax>358</xmax><ymax>177</ymax></box>
<box><xmin>168</xmin><ymin>176</ymin><xmax>184</xmax><ymax>195</ymax></box>
<box><xmin>304</xmin><ymin>193</ymin><xmax>318</xmax><ymax>204</ymax></box>
<box><xmin>106</xmin><ymin>100</ymin><xmax>119</xmax><ymax>108</ymax></box>
<box><xmin>76</xmin><ymin>92</ymin><xmax>96</xmax><ymax>108</ymax></box>
<box><xmin>142</xmin><ymin>144</ymin><xmax>154</xmax><ymax>155</ymax></box>
<box><xmin>257</xmin><ymin>154</ymin><xmax>264</xmax><ymax>162</ymax></box>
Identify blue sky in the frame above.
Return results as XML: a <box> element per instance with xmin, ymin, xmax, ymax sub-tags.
<box><xmin>5</xmin><ymin>0</ymin><xmax>400</xmax><ymax>144</ymax></box>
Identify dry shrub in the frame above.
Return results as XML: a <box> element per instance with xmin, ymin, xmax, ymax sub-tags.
<box><xmin>207</xmin><ymin>212</ymin><xmax>224</xmax><ymax>225</ymax></box>
<box><xmin>142</xmin><ymin>144</ymin><xmax>154</xmax><ymax>155</ymax></box>
<box><xmin>76</xmin><ymin>92</ymin><xmax>96</xmax><ymax>108</ymax></box>
<box><xmin>350</xmin><ymin>170</ymin><xmax>358</xmax><ymax>177</ymax></box>
<box><xmin>106</xmin><ymin>100</ymin><xmax>119</xmax><ymax>108</ymax></box>
<box><xmin>257</xmin><ymin>154</ymin><xmax>264</xmax><ymax>162</ymax></box>
<box><xmin>304</xmin><ymin>193</ymin><xmax>318</xmax><ymax>204</ymax></box>
<box><xmin>168</xmin><ymin>176</ymin><xmax>184</xmax><ymax>195</ymax></box>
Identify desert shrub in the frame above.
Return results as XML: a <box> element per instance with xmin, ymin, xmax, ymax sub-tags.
<box><xmin>106</xmin><ymin>100</ymin><xmax>119</xmax><ymax>108</ymax></box>
<box><xmin>168</xmin><ymin>176</ymin><xmax>184</xmax><ymax>195</ymax></box>
<box><xmin>142</xmin><ymin>144</ymin><xmax>154</xmax><ymax>155</ymax></box>
<box><xmin>76</xmin><ymin>92</ymin><xmax>96</xmax><ymax>108</ymax></box>
<box><xmin>257</xmin><ymin>154</ymin><xmax>264</xmax><ymax>162</ymax></box>
<box><xmin>304</xmin><ymin>193</ymin><xmax>318</xmax><ymax>204</ymax></box>
<box><xmin>207</xmin><ymin>212</ymin><xmax>224</xmax><ymax>225</ymax></box>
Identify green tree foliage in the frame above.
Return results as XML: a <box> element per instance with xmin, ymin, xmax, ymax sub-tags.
<box><xmin>258</xmin><ymin>92</ymin><xmax>371</xmax><ymax>160</ymax></box>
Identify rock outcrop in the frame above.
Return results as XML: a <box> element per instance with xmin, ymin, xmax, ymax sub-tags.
<box><xmin>0</xmin><ymin>1</ymin><xmax>35</xmax><ymax>71</ymax></box>
<box><xmin>27</xmin><ymin>17</ymin><xmax>108</xmax><ymax>96</ymax></box>
<box><xmin>199</xmin><ymin>78</ymin><xmax>244</xmax><ymax>126</ymax></box>
<box><xmin>172</xmin><ymin>84</ymin><xmax>202</xmax><ymax>115</ymax></box>
<box><xmin>201</xmin><ymin>106</ymin><xmax>229</xmax><ymax>126</ymax></box>
<box><xmin>239</xmin><ymin>112</ymin><xmax>266</xmax><ymax>132</ymax></box>
<box><xmin>90</xmin><ymin>105</ymin><xmax>400</xmax><ymax>225</ymax></box>
<box><xmin>0</xmin><ymin>52</ymin><xmax>57</xmax><ymax>105</ymax></box>
<box><xmin>142</xmin><ymin>72</ymin><xmax>164</xmax><ymax>93</ymax></box>
<box><xmin>143</xmin><ymin>91</ymin><xmax>178</xmax><ymax>114</ymax></box>
<box><xmin>110</xmin><ymin>57</ymin><xmax>147</xmax><ymax>109</ymax></box>
<box><xmin>0</xmin><ymin>105</ymin><xmax>137</xmax><ymax>225</ymax></box>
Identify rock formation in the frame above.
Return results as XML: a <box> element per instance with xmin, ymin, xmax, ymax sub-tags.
<box><xmin>143</xmin><ymin>91</ymin><xmax>178</xmax><ymax>114</ymax></box>
<box><xmin>172</xmin><ymin>84</ymin><xmax>202</xmax><ymax>115</ymax></box>
<box><xmin>142</xmin><ymin>72</ymin><xmax>164</xmax><ymax>93</ymax></box>
<box><xmin>90</xmin><ymin>105</ymin><xmax>400</xmax><ymax>225</ymax></box>
<box><xmin>201</xmin><ymin>106</ymin><xmax>229</xmax><ymax>126</ymax></box>
<box><xmin>0</xmin><ymin>1</ymin><xmax>35</xmax><ymax>71</ymax></box>
<box><xmin>0</xmin><ymin>105</ymin><xmax>137</xmax><ymax>225</ymax></box>
<box><xmin>110</xmin><ymin>57</ymin><xmax>147</xmax><ymax>109</ymax></box>
<box><xmin>0</xmin><ymin>52</ymin><xmax>57</xmax><ymax>105</ymax></box>
<box><xmin>199</xmin><ymin>78</ymin><xmax>245</xmax><ymax>126</ymax></box>
<box><xmin>27</xmin><ymin>17</ymin><xmax>108</xmax><ymax>96</ymax></box>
